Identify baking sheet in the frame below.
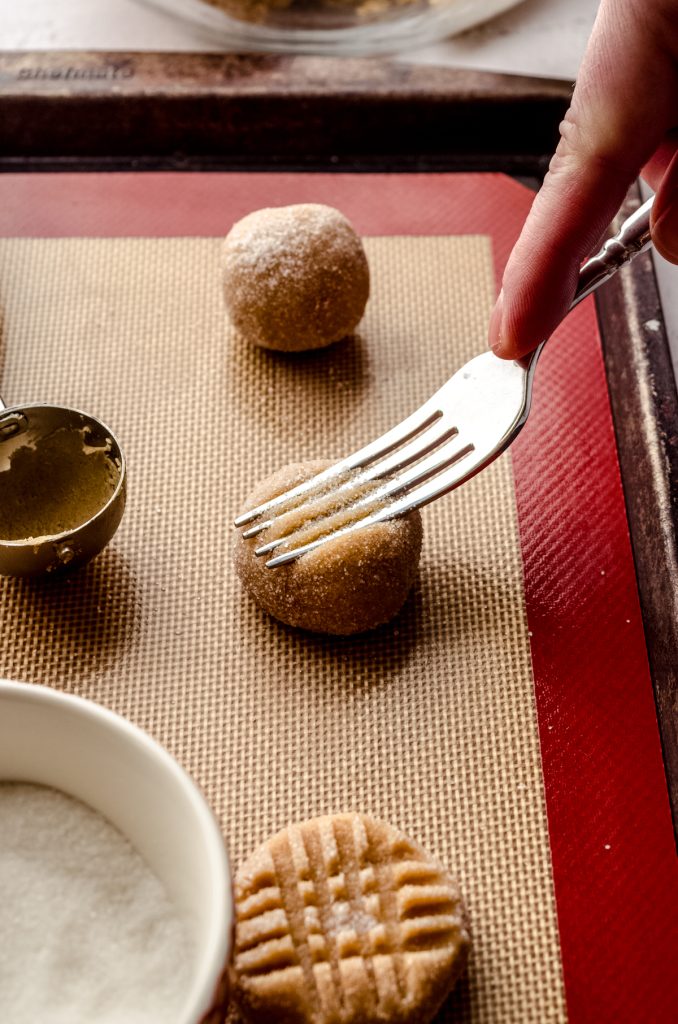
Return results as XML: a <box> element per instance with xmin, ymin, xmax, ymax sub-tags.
<box><xmin>1</xmin><ymin>168</ymin><xmax>675</xmax><ymax>1024</ymax></box>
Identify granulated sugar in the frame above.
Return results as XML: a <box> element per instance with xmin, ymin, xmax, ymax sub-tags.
<box><xmin>0</xmin><ymin>782</ymin><xmax>194</xmax><ymax>1024</ymax></box>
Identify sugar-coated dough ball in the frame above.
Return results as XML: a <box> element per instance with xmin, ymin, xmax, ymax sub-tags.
<box><xmin>233</xmin><ymin>461</ymin><xmax>422</xmax><ymax>635</ymax></box>
<box><xmin>232</xmin><ymin>813</ymin><xmax>470</xmax><ymax>1024</ymax></box>
<box><xmin>222</xmin><ymin>204</ymin><xmax>370</xmax><ymax>352</ymax></box>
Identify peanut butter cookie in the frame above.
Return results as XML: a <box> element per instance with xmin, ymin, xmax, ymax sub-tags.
<box><xmin>233</xmin><ymin>813</ymin><xmax>470</xmax><ymax>1023</ymax></box>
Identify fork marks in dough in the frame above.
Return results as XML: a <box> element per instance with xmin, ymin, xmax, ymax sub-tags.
<box><xmin>233</xmin><ymin>813</ymin><xmax>470</xmax><ymax>1024</ymax></box>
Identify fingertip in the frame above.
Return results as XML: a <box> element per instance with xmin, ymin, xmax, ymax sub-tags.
<box><xmin>491</xmin><ymin>335</ymin><xmax>526</xmax><ymax>361</ymax></box>
<box><xmin>651</xmin><ymin>150</ymin><xmax>678</xmax><ymax>263</ymax></box>
<box><xmin>652</xmin><ymin>232</ymin><xmax>678</xmax><ymax>265</ymax></box>
<box><xmin>652</xmin><ymin>202</ymin><xmax>678</xmax><ymax>264</ymax></box>
<box><xmin>488</xmin><ymin>289</ymin><xmax>537</xmax><ymax>359</ymax></box>
<box><xmin>488</xmin><ymin>291</ymin><xmax>523</xmax><ymax>359</ymax></box>
<box><xmin>490</xmin><ymin>317</ymin><xmax>524</xmax><ymax>360</ymax></box>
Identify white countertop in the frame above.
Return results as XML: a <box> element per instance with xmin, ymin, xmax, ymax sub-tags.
<box><xmin>2</xmin><ymin>0</ymin><xmax>677</xmax><ymax>378</ymax></box>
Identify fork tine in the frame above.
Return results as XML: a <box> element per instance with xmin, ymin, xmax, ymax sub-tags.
<box><xmin>241</xmin><ymin>520</ymin><xmax>274</xmax><ymax>540</ymax></box>
<box><xmin>239</xmin><ymin>418</ymin><xmax>459</xmax><ymax>542</ymax></box>
<box><xmin>233</xmin><ymin>398</ymin><xmax>442</xmax><ymax>528</ymax></box>
<box><xmin>265</xmin><ymin>456</ymin><xmax>478</xmax><ymax>568</ymax></box>
<box><xmin>261</xmin><ymin>437</ymin><xmax>476</xmax><ymax>565</ymax></box>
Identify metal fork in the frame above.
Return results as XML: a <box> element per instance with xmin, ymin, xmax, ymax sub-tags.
<box><xmin>235</xmin><ymin>196</ymin><xmax>654</xmax><ymax>567</ymax></box>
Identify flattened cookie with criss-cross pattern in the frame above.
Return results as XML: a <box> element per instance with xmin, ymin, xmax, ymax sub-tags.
<box><xmin>232</xmin><ymin>813</ymin><xmax>470</xmax><ymax>1023</ymax></box>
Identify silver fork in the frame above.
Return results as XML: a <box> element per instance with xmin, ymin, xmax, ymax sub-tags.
<box><xmin>235</xmin><ymin>196</ymin><xmax>654</xmax><ymax>567</ymax></box>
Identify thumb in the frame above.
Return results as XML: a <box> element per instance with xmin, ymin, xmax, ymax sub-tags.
<box><xmin>490</xmin><ymin>0</ymin><xmax>678</xmax><ymax>359</ymax></box>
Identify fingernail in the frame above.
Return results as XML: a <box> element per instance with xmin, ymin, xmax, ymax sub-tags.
<box><xmin>488</xmin><ymin>289</ymin><xmax>504</xmax><ymax>353</ymax></box>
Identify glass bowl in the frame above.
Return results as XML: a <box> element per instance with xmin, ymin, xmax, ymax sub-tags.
<box><xmin>139</xmin><ymin>0</ymin><xmax>524</xmax><ymax>56</ymax></box>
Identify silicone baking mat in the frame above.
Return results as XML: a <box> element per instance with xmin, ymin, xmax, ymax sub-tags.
<box><xmin>0</xmin><ymin>172</ymin><xmax>675</xmax><ymax>1024</ymax></box>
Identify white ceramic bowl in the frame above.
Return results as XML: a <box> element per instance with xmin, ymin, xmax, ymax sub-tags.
<box><xmin>0</xmin><ymin>679</ymin><xmax>233</xmax><ymax>1024</ymax></box>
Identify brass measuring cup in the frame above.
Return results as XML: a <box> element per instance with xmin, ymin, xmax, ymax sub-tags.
<box><xmin>0</xmin><ymin>397</ymin><xmax>126</xmax><ymax>577</ymax></box>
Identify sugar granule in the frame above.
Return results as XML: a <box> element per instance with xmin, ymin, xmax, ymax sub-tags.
<box><xmin>0</xmin><ymin>783</ymin><xmax>194</xmax><ymax>1024</ymax></box>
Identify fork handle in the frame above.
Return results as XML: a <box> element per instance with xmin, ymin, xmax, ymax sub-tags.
<box><xmin>569</xmin><ymin>195</ymin><xmax>654</xmax><ymax>310</ymax></box>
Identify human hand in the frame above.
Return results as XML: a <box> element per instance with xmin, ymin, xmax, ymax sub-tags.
<box><xmin>489</xmin><ymin>0</ymin><xmax>678</xmax><ymax>360</ymax></box>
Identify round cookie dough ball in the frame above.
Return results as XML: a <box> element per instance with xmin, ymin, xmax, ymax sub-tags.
<box><xmin>233</xmin><ymin>460</ymin><xmax>422</xmax><ymax>635</ymax></box>
<box><xmin>232</xmin><ymin>813</ymin><xmax>470</xmax><ymax>1024</ymax></box>
<box><xmin>222</xmin><ymin>204</ymin><xmax>370</xmax><ymax>352</ymax></box>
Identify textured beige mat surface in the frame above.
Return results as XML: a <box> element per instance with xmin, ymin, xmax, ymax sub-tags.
<box><xmin>0</xmin><ymin>236</ymin><xmax>565</xmax><ymax>1023</ymax></box>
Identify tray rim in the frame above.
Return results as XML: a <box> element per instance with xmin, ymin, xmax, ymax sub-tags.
<box><xmin>0</xmin><ymin>50</ymin><xmax>570</xmax><ymax>175</ymax></box>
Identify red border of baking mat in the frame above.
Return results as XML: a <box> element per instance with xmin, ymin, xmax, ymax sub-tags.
<box><xmin>1</xmin><ymin>172</ymin><xmax>676</xmax><ymax>1022</ymax></box>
